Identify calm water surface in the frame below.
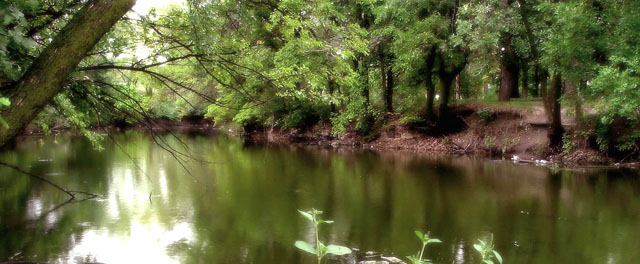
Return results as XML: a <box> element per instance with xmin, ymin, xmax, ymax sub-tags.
<box><xmin>1</xmin><ymin>132</ymin><xmax>639</xmax><ymax>263</ymax></box>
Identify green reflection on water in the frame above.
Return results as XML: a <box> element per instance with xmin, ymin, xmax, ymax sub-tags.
<box><xmin>1</xmin><ymin>131</ymin><xmax>640</xmax><ymax>263</ymax></box>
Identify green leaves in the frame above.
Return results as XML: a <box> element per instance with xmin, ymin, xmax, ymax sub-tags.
<box><xmin>407</xmin><ymin>230</ymin><xmax>440</xmax><ymax>264</ymax></box>
<box><xmin>0</xmin><ymin>97</ymin><xmax>9</xmax><ymax>107</ymax></box>
<box><xmin>407</xmin><ymin>254</ymin><xmax>432</xmax><ymax>264</ymax></box>
<box><xmin>414</xmin><ymin>230</ymin><xmax>442</xmax><ymax>245</ymax></box>
<box><xmin>298</xmin><ymin>210</ymin><xmax>314</xmax><ymax>222</ymax></box>
<box><xmin>325</xmin><ymin>245</ymin><xmax>352</xmax><ymax>256</ymax></box>
<box><xmin>0</xmin><ymin>97</ymin><xmax>9</xmax><ymax>129</ymax></box>
<box><xmin>295</xmin><ymin>208</ymin><xmax>352</xmax><ymax>263</ymax></box>
<box><xmin>294</xmin><ymin>241</ymin><xmax>317</xmax><ymax>255</ymax></box>
<box><xmin>473</xmin><ymin>234</ymin><xmax>503</xmax><ymax>264</ymax></box>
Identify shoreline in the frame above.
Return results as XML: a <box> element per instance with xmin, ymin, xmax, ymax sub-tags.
<box><xmin>11</xmin><ymin>109</ymin><xmax>640</xmax><ymax>168</ymax></box>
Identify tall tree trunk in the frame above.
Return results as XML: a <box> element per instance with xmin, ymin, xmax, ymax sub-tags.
<box><xmin>362</xmin><ymin>66</ymin><xmax>370</xmax><ymax>109</ymax></box>
<box><xmin>499</xmin><ymin>35</ymin><xmax>520</xmax><ymax>101</ymax></box>
<box><xmin>380</xmin><ymin>47</ymin><xmax>394</xmax><ymax>113</ymax></box>
<box><xmin>521</xmin><ymin>62</ymin><xmax>528</xmax><ymax>98</ymax></box>
<box><xmin>548</xmin><ymin>72</ymin><xmax>564</xmax><ymax>148</ymax></box>
<box><xmin>455</xmin><ymin>74</ymin><xmax>462</xmax><ymax>100</ymax></box>
<box><xmin>438</xmin><ymin>73</ymin><xmax>455</xmax><ymax>120</ymax></box>
<box><xmin>384</xmin><ymin>66</ymin><xmax>394</xmax><ymax>113</ymax></box>
<box><xmin>533</xmin><ymin>66</ymin><xmax>540</xmax><ymax>97</ymax></box>
<box><xmin>498</xmin><ymin>0</ymin><xmax>520</xmax><ymax>101</ymax></box>
<box><xmin>0</xmin><ymin>0</ymin><xmax>136</xmax><ymax>147</ymax></box>
<box><xmin>424</xmin><ymin>48</ymin><xmax>437</xmax><ymax>122</ymax></box>
<box><xmin>328</xmin><ymin>79</ymin><xmax>337</xmax><ymax>113</ymax></box>
<box><xmin>354</xmin><ymin>56</ymin><xmax>370</xmax><ymax>110</ymax></box>
<box><xmin>540</xmin><ymin>71</ymin><xmax>551</xmax><ymax>122</ymax></box>
<box><xmin>436</xmin><ymin>51</ymin><xmax>466</xmax><ymax>121</ymax></box>
<box><xmin>564</xmin><ymin>80</ymin><xmax>583</xmax><ymax>123</ymax></box>
<box><xmin>483</xmin><ymin>83</ymin><xmax>489</xmax><ymax>98</ymax></box>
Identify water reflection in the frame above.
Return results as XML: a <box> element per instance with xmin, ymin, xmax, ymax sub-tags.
<box><xmin>0</xmin><ymin>132</ymin><xmax>639</xmax><ymax>263</ymax></box>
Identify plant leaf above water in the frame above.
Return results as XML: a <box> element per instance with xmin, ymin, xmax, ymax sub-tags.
<box><xmin>493</xmin><ymin>250</ymin><xmax>503</xmax><ymax>264</ymax></box>
<box><xmin>295</xmin><ymin>240</ymin><xmax>317</xmax><ymax>255</ymax></box>
<box><xmin>298</xmin><ymin>210</ymin><xmax>314</xmax><ymax>222</ymax></box>
<box><xmin>326</xmin><ymin>245</ymin><xmax>352</xmax><ymax>256</ymax></box>
<box><xmin>473</xmin><ymin>244</ymin><xmax>483</xmax><ymax>252</ymax></box>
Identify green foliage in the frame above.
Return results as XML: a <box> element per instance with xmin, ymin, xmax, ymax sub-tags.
<box><xmin>406</xmin><ymin>230</ymin><xmax>441</xmax><ymax>264</ymax></box>
<box><xmin>476</xmin><ymin>108</ymin><xmax>495</xmax><ymax>123</ymax></box>
<box><xmin>3</xmin><ymin>0</ymin><xmax>640</xmax><ymax>158</ymax></box>
<box><xmin>561</xmin><ymin>133</ymin><xmax>577</xmax><ymax>155</ymax></box>
<box><xmin>484</xmin><ymin>136</ymin><xmax>496</xmax><ymax>149</ymax></box>
<box><xmin>0</xmin><ymin>96</ymin><xmax>9</xmax><ymax>129</ymax></box>
<box><xmin>294</xmin><ymin>209</ymin><xmax>352</xmax><ymax>264</ymax></box>
<box><xmin>473</xmin><ymin>234</ymin><xmax>503</xmax><ymax>264</ymax></box>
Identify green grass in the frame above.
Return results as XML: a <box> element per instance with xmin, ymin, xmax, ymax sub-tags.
<box><xmin>455</xmin><ymin>98</ymin><xmax>543</xmax><ymax>111</ymax></box>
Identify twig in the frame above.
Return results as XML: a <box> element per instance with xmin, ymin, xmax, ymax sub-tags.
<box><xmin>0</xmin><ymin>161</ymin><xmax>103</xmax><ymax>200</ymax></box>
<box><xmin>0</xmin><ymin>161</ymin><xmax>75</xmax><ymax>199</ymax></box>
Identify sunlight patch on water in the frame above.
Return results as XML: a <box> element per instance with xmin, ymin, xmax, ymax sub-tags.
<box><xmin>66</xmin><ymin>220</ymin><xmax>194</xmax><ymax>263</ymax></box>
<box><xmin>159</xmin><ymin>169</ymin><xmax>169</xmax><ymax>199</ymax></box>
<box><xmin>25</xmin><ymin>198</ymin><xmax>43</xmax><ymax>220</ymax></box>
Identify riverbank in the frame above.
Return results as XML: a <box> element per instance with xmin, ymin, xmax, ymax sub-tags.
<box><xmin>13</xmin><ymin>104</ymin><xmax>639</xmax><ymax>167</ymax></box>
<box><xmin>237</xmin><ymin>103</ymin><xmax>638</xmax><ymax>167</ymax></box>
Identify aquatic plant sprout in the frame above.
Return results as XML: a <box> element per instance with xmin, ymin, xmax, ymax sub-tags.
<box><xmin>295</xmin><ymin>209</ymin><xmax>352</xmax><ymax>264</ymax></box>
<box><xmin>406</xmin><ymin>230</ymin><xmax>442</xmax><ymax>264</ymax></box>
<box><xmin>473</xmin><ymin>234</ymin><xmax>503</xmax><ymax>264</ymax></box>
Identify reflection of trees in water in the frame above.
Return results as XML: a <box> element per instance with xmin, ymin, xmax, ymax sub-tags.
<box><xmin>2</xmin><ymin>134</ymin><xmax>640</xmax><ymax>263</ymax></box>
<box><xmin>0</xmin><ymin>135</ymin><xmax>115</xmax><ymax>261</ymax></box>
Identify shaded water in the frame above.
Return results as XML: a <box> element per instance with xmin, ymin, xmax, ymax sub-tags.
<box><xmin>1</xmin><ymin>132</ymin><xmax>640</xmax><ymax>263</ymax></box>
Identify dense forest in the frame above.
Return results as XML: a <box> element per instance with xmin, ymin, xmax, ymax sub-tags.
<box><xmin>4</xmin><ymin>1</ymin><xmax>640</xmax><ymax>263</ymax></box>
<box><xmin>1</xmin><ymin>0</ymin><xmax>639</xmax><ymax>160</ymax></box>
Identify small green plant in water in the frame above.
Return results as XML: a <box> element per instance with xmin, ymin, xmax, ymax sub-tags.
<box><xmin>406</xmin><ymin>230</ymin><xmax>441</xmax><ymax>264</ymax></box>
<box><xmin>473</xmin><ymin>234</ymin><xmax>503</xmax><ymax>264</ymax></box>
<box><xmin>295</xmin><ymin>209</ymin><xmax>352</xmax><ymax>264</ymax></box>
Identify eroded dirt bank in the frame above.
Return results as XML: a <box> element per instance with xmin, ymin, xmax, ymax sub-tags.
<box><xmin>239</xmin><ymin>104</ymin><xmax>637</xmax><ymax>167</ymax></box>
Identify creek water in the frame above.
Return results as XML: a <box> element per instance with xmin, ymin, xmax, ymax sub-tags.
<box><xmin>1</xmin><ymin>131</ymin><xmax>639</xmax><ymax>263</ymax></box>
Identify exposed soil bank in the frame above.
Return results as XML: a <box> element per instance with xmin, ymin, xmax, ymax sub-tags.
<box><xmin>11</xmin><ymin>107</ymin><xmax>639</xmax><ymax>167</ymax></box>
<box><xmin>238</xmin><ymin>104</ymin><xmax>639</xmax><ymax>167</ymax></box>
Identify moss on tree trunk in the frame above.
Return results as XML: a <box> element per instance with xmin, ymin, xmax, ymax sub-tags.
<box><xmin>0</xmin><ymin>0</ymin><xmax>136</xmax><ymax>147</ymax></box>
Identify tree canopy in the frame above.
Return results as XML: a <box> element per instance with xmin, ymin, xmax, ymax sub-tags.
<box><xmin>1</xmin><ymin>0</ymin><xmax>640</xmax><ymax>152</ymax></box>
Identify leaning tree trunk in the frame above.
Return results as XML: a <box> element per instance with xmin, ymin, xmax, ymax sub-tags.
<box><xmin>0</xmin><ymin>0</ymin><xmax>136</xmax><ymax>147</ymax></box>
<box><xmin>548</xmin><ymin>72</ymin><xmax>564</xmax><ymax>148</ymax></box>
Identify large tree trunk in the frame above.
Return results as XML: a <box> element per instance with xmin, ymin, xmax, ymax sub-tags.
<box><xmin>0</xmin><ymin>0</ymin><xmax>136</xmax><ymax>147</ymax></box>
<box><xmin>564</xmin><ymin>80</ymin><xmax>583</xmax><ymax>123</ymax></box>
<box><xmin>499</xmin><ymin>35</ymin><xmax>520</xmax><ymax>101</ymax></box>
<box><xmin>436</xmin><ymin>51</ymin><xmax>466</xmax><ymax>121</ymax></box>
<box><xmin>521</xmin><ymin>62</ymin><xmax>528</xmax><ymax>98</ymax></box>
<box><xmin>498</xmin><ymin>0</ymin><xmax>520</xmax><ymax>101</ymax></box>
<box><xmin>379</xmin><ymin>44</ymin><xmax>394</xmax><ymax>113</ymax></box>
<box><xmin>354</xmin><ymin>56</ymin><xmax>370</xmax><ymax>110</ymax></box>
<box><xmin>455</xmin><ymin>74</ymin><xmax>462</xmax><ymax>100</ymax></box>
<box><xmin>328</xmin><ymin>78</ymin><xmax>337</xmax><ymax>113</ymax></box>
<box><xmin>424</xmin><ymin>48</ymin><xmax>437</xmax><ymax>122</ymax></box>
<box><xmin>384</xmin><ymin>66</ymin><xmax>394</xmax><ymax>113</ymax></box>
<box><xmin>438</xmin><ymin>73</ymin><xmax>455</xmax><ymax>120</ymax></box>
<box><xmin>548</xmin><ymin>72</ymin><xmax>564</xmax><ymax>148</ymax></box>
<box><xmin>539</xmin><ymin>71</ymin><xmax>552</xmax><ymax>122</ymax></box>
